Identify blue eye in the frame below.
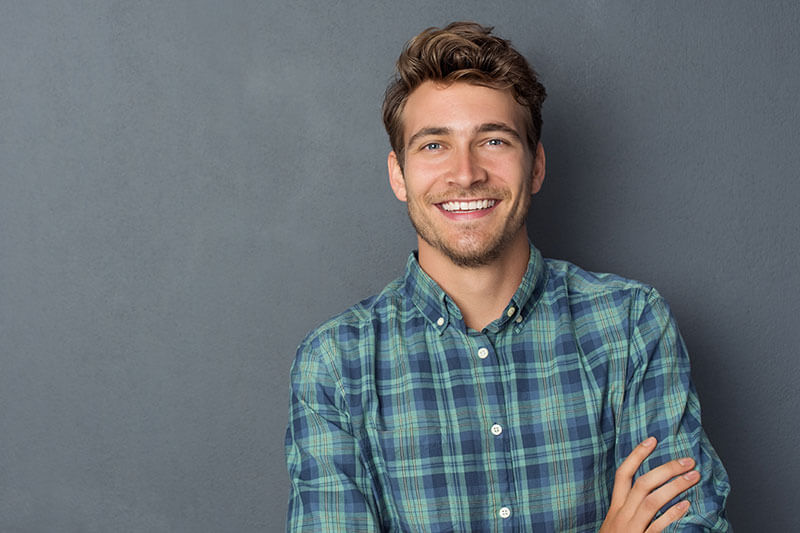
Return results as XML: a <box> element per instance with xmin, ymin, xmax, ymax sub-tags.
<box><xmin>487</xmin><ymin>139</ymin><xmax>505</xmax><ymax>146</ymax></box>
<box><xmin>423</xmin><ymin>142</ymin><xmax>441</xmax><ymax>150</ymax></box>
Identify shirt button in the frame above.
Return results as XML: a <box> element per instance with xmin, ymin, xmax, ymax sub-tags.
<box><xmin>491</xmin><ymin>423</ymin><xmax>503</xmax><ymax>436</ymax></box>
<box><xmin>477</xmin><ymin>347</ymin><xmax>489</xmax><ymax>359</ymax></box>
<box><xmin>499</xmin><ymin>506</ymin><xmax>511</xmax><ymax>519</ymax></box>
<box><xmin>506</xmin><ymin>306</ymin><xmax>516</xmax><ymax>317</ymax></box>
<box><xmin>436</xmin><ymin>317</ymin><xmax>445</xmax><ymax>327</ymax></box>
<box><xmin>515</xmin><ymin>314</ymin><xmax>523</xmax><ymax>323</ymax></box>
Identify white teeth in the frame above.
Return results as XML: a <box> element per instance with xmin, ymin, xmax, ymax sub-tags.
<box><xmin>440</xmin><ymin>199</ymin><xmax>496</xmax><ymax>212</ymax></box>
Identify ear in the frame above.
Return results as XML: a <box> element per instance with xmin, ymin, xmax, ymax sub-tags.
<box><xmin>530</xmin><ymin>142</ymin><xmax>546</xmax><ymax>194</ymax></box>
<box><xmin>388</xmin><ymin>151</ymin><xmax>408</xmax><ymax>202</ymax></box>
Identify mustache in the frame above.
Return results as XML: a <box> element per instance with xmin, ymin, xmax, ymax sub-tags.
<box><xmin>424</xmin><ymin>185</ymin><xmax>510</xmax><ymax>204</ymax></box>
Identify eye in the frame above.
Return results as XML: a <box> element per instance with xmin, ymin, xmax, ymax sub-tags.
<box><xmin>486</xmin><ymin>138</ymin><xmax>505</xmax><ymax>146</ymax></box>
<box><xmin>423</xmin><ymin>142</ymin><xmax>442</xmax><ymax>151</ymax></box>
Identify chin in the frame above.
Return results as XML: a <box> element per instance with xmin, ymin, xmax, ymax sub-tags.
<box><xmin>436</xmin><ymin>240</ymin><xmax>505</xmax><ymax>268</ymax></box>
<box><xmin>444</xmin><ymin>251</ymin><xmax>500</xmax><ymax>268</ymax></box>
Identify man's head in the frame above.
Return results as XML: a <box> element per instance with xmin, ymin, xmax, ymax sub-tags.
<box><xmin>382</xmin><ymin>22</ymin><xmax>547</xmax><ymax>169</ymax></box>
<box><xmin>382</xmin><ymin>22</ymin><xmax>547</xmax><ymax>269</ymax></box>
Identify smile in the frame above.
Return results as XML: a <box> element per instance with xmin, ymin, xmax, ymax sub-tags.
<box><xmin>438</xmin><ymin>199</ymin><xmax>497</xmax><ymax>213</ymax></box>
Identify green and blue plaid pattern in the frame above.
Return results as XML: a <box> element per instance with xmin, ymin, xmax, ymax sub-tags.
<box><xmin>286</xmin><ymin>245</ymin><xmax>730</xmax><ymax>532</ymax></box>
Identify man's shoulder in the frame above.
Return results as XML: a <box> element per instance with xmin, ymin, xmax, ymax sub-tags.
<box><xmin>297</xmin><ymin>275</ymin><xmax>407</xmax><ymax>354</ymax></box>
<box><xmin>540</xmin><ymin>257</ymin><xmax>671</xmax><ymax>327</ymax></box>
<box><xmin>543</xmin><ymin>257</ymin><xmax>658</xmax><ymax>301</ymax></box>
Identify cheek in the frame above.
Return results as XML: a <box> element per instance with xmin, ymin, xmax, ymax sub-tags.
<box><xmin>407</xmin><ymin>155</ymin><xmax>444</xmax><ymax>175</ymax></box>
<box><xmin>403</xmin><ymin>165</ymin><xmax>442</xmax><ymax>195</ymax></box>
<box><xmin>480</xmin><ymin>152</ymin><xmax>524</xmax><ymax>175</ymax></box>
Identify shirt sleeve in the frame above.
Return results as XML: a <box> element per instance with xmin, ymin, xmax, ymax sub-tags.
<box><xmin>285</xmin><ymin>332</ymin><xmax>381</xmax><ymax>532</ymax></box>
<box><xmin>616</xmin><ymin>288</ymin><xmax>731</xmax><ymax>532</ymax></box>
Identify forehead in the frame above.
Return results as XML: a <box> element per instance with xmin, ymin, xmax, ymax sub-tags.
<box><xmin>401</xmin><ymin>81</ymin><xmax>527</xmax><ymax>145</ymax></box>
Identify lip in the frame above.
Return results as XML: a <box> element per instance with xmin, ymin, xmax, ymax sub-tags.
<box><xmin>435</xmin><ymin>199</ymin><xmax>500</xmax><ymax>220</ymax></box>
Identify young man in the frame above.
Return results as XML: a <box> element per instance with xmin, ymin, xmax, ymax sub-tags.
<box><xmin>286</xmin><ymin>22</ymin><xmax>730</xmax><ymax>532</ymax></box>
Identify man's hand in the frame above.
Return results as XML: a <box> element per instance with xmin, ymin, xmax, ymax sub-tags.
<box><xmin>599</xmin><ymin>437</ymin><xmax>701</xmax><ymax>533</ymax></box>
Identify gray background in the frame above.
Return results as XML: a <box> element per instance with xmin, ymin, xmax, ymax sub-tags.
<box><xmin>1</xmin><ymin>1</ymin><xmax>798</xmax><ymax>531</ymax></box>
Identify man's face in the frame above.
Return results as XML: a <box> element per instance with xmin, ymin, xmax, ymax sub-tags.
<box><xmin>388</xmin><ymin>81</ymin><xmax>545</xmax><ymax>268</ymax></box>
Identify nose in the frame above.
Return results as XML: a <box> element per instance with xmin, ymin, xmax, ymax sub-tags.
<box><xmin>446</xmin><ymin>147</ymin><xmax>488</xmax><ymax>188</ymax></box>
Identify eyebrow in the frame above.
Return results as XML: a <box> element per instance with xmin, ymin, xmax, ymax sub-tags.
<box><xmin>477</xmin><ymin>122</ymin><xmax>523</xmax><ymax>142</ymax></box>
<box><xmin>406</xmin><ymin>122</ymin><xmax>523</xmax><ymax>150</ymax></box>
<box><xmin>406</xmin><ymin>127</ymin><xmax>451</xmax><ymax>150</ymax></box>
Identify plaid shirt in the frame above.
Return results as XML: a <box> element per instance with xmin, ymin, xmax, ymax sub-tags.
<box><xmin>286</xmin><ymin>245</ymin><xmax>730</xmax><ymax>532</ymax></box>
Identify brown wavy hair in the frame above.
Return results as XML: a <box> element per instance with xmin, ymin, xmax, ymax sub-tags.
<box><xmin>382</xmin><ymin>22</ymin><xmax>547</xmax><ymax>166</ymax></box>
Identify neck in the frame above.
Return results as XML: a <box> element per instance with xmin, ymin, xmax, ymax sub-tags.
<box><xmin>418</xmin><ymin>229</ymin><xmax>530</xmax><ymax>331</ymax></box>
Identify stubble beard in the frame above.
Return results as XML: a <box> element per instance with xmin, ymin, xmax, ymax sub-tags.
<box><xmin>406</xmin><ymin>187</ymin><xmax>530</xmax><ymax>268</ymax></box>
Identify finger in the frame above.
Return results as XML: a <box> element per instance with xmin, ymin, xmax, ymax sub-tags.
<box><xmin>644</xmin><ymin>500</ymin><xmax>690</xmax><ymax>533</ymax></box>
<box><xmin>609</xmin><ymin>437</ymin><xmax>657</xmax><ymax>509</ymax></box>
<box><xmin>629</xmin><ymin>457</ymin><xmax>696</xmax><ymax>500</ymax></box>
<box><xmin>631</xmin><ymin>469</ymin><xmax>700</xmax><ymax>531</ymax></box>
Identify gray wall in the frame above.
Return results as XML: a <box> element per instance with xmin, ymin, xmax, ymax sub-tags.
<box><xmin>1</xmin><ymin>1</ymin><xmax>797</xmax><ymax>531</ymax></box>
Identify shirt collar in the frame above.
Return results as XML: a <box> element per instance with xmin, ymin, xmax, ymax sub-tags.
<box><xmin>401</xmin><ymin>243</ymin><xmax>547</xmax><ymax>334</ymax></box>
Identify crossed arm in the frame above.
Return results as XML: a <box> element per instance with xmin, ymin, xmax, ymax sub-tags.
<box><xmin>286</xmin><ymin>292</ymin><xmax>730</xmax><ymax>531</ymax></box>
<box><xmin>286</xmin><ymin>367</ymin><xmax>725</xmax><ymax>532</ymax></box>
